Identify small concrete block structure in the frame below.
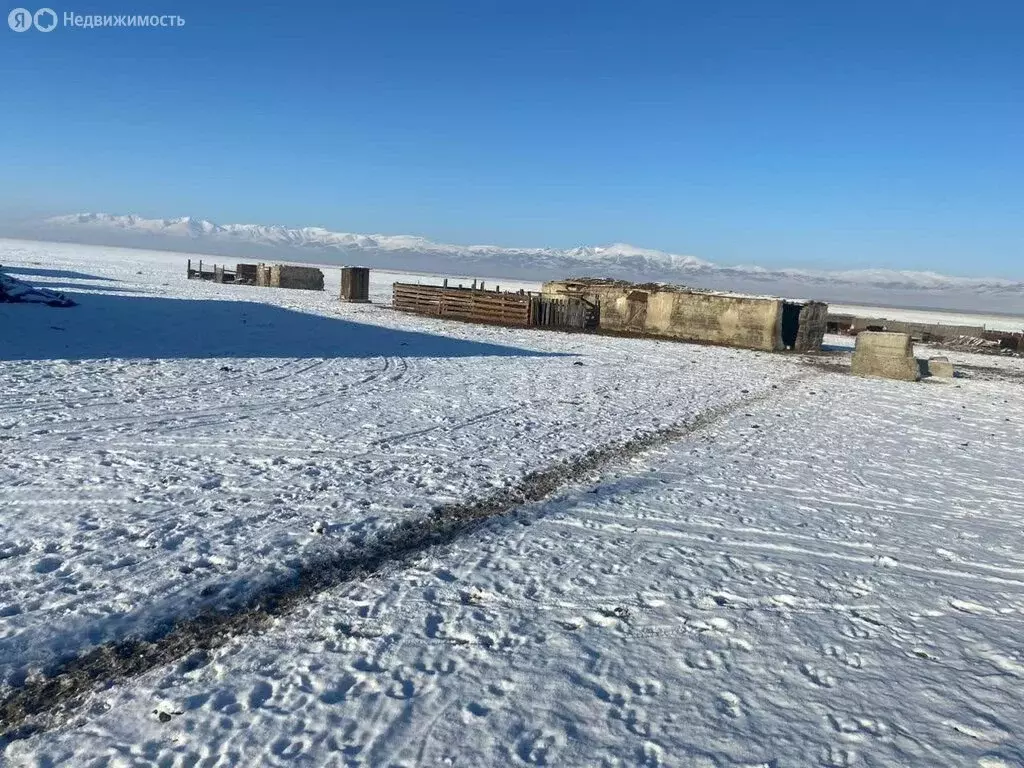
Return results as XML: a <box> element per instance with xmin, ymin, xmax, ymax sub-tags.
<box><xmin>927</xmin><ymin>356</ymin><xmax>955</xmax><ymax>378</ymax></box>
<box><xmin>255</xmin><ymin>263</ymin><xmax>324</xmax><ymax>291</ymax></box>
<box><xmin>851</xmin><ymin>331</ymin><xmax>920</xmax><ymax>381</ymax></box>
<box><xmin>272</xmin><ymin>265</ymin><xmax>324</xmax><ymax>291</ymax></box>
<box><xmin>340</xmin><ymin>266</ymin><xmax>370</xmax><ymax>303</ymax></box>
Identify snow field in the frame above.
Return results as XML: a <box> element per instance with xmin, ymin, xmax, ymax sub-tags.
<box><xmin>2</xmin><ymin>240</ymin><xmax>1023</xmax><ymax>766</ymax></box>
<box><xmin>0</xmin><ymin>241</ymin><xmax>798</xmax><ymax>690</ymax></box>
<box><xmin>9</xmin><ymin>362</ymin><xmax>1024</xmax><ymax>767</ymax></box>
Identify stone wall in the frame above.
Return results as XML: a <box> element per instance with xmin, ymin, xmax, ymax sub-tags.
<box><xmin>851</xmin><ymin>331</ymin><xmax>920</xmax><ymax>381</ymax></box>
<box><xmin>541</xmin><ymin>279</ymin><xmax>826</xmax><ymax>353</ymax></box>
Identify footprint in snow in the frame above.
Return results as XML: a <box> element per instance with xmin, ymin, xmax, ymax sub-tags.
<box><xmin>516</xmin><ymin>729</ymin><xmax>562</xmax><ymax>765</ymax></box>
<box><xmin>715</xmin><ymin>691</ymin><xmax>744</xmax><ymax>718</ymax></box>
<box><xmin>33</xmin><ymin>555</ymin><xmax>63</xmax><ymax>574</ymax></box>
<box><xmin>247</xmin><ymin>680</ymin><xmax>274</xmax><ymax>709</ymax></box>
<box><xmin>800</xmin><ymin>662</ymin><xmax>837</xmax><ymax>688</ymax></box>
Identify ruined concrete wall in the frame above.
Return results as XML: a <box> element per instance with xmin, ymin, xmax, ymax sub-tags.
<box><xmin>542</xmin><ymin>280</ymin><xmax>786</xmax><ymax>352</ymax></box>
<box><xmin>794</xmin><ymin>301</ymin><xmax>828</xmax><ymax>352</ymax></box>
<box><xmin>851</xmin><ymin>331</ymin><xmax>920</xmax><ymax>381</ymax></box>
<box><xmin>269</xmin><ymin>265</ymin><xmax>324</xmax><ymax>291</ymax></box>
<box><xmin>657</xmin><ymin>291</ymin><xmax>783</xmax><ymax>352</ymax></box>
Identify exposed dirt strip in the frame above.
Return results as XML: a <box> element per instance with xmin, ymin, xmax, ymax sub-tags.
<box><xmin>0</xmin><ymin>374</ymin><xmax>812</xmax><ymax>746</ymax></box>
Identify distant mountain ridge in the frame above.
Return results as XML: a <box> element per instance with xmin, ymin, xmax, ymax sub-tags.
<box><xmin>13</xmin><ymin>212</ymin><xmax>1024</xmax><ymax>313</ymax></box>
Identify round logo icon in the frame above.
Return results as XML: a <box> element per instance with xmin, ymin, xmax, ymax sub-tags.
<box><xmin>34</xmin><ymin>7</ymin><xmax>57</xmax><ymax>31</ymax></box>
<box><xmin>8</xmin><ymin>7</ymin><xmax>33</xmax><ymax>31</ymax></box>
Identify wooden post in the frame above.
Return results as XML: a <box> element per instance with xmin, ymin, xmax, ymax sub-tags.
<box><xmin>443</xmin><ymin>278</ymin><xmax>448</xmax><ymax>287</ymax></box>
<box><xmin>480</xmin><ymin>281</ymin><xmax>485</xmax><ymax>291</ymax></box>
<box><xmin>340</xmin><ymin>266</ymin><xmax>370</xmax><ymax>302</ymax></box>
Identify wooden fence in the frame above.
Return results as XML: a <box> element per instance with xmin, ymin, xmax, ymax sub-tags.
<box><xmin>186</xmin><ymin>259</ymin><xmax>236</xmax><ymax>283</ymax></box>
<box><xmin>392</xmin><ymin>283</ymin><xmax>596</xmax><ymax>331</ymax></box>
<box><xmin>393</xmin><ymin>283</ymin><xmax>532</xmax><ymax>326</ymax></box>
<box><xmin>531</xmin><ymin>295</ymin><xmax>595</xmax><ymax>329</ymax></box>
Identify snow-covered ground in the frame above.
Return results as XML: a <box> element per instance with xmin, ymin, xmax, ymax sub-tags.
<box><xmin>2</xmin><ymin>239</ymin><xmax>1023</xmax><ymax>766</ymax></box>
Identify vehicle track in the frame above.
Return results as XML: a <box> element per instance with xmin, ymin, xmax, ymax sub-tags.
<box><xmin>0</xmin><ymin>374</ymin><xmax>812</xmax><ymax>745</ymax></box>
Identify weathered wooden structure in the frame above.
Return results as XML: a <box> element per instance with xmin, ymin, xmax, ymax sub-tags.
<box><xmin>392</xmin><ymin>283</ymin><xmax>596</xmax><ymax>330</ymax></box>
<box><xmin>983</xmin><ymin>331</ymin><xmax>1024</xmax><ymax>352</ymax></box>
<box><xmin>543</xmin><ymin>279</ymin><xmax>827</xmax><ymax>352</ymax></box>
<box><xmin>187</xmin><ymin>259</ymin><xmax>236</xmax><ymax>283</ymax></box>
<box><xmin>340</xmin><ymin>267</ymin><xmax>371</xmax><ymax>303</ymax></box>
<box><xmin>235</xmin><ymin>263</ymin><xmax>259</xmax><ymax>285</ymax></box>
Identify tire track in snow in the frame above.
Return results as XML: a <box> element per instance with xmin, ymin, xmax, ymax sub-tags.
<box><xmin>0</xmin><ymin>374</ymin><xmax>812</xmax><ymax>745</ymax></box>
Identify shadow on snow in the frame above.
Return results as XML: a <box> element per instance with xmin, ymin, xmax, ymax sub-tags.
<box><xmin>0</xmin><ymin>266</ymin><xmax>120</xmax><ymax>283</ymax></box>
<box><xmin>0</xmin><ymin>291</ymin><xmax>560</xmax><ymax>362</ymax></box>
<box><xmin>5</xmin><ymin>282</ymin><xmax>148</xmax><ymax>295</ymax></box>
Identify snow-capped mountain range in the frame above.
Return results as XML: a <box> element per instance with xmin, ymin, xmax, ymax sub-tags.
<box><xmin>12</xmin><ymin>212</ymin><xmax>1024</xmax><ymax>312</ymax></box>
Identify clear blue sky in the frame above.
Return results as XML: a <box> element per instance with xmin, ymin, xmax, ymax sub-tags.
<box><xmin>3</xmin><ymin>0</ymin><xmax>1023</xmax><ymax>276</ymax></box>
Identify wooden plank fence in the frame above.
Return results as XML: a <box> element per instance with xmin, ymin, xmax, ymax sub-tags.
<box><xmin>187</xmin><ymin>259</ymin><xmax>236</xmax><ymax>283</ymax></box>
<box><xmin>394</xmin><ymin>283</ymin><xmax>532</xmax><ymax>327</ymax></box>
<box><xmin>392</xmin><ymin>283</ymin><xmax>596</xmax><ymax>331</ymax></box>
<box><xmin>530</xmin><ymin>295</ymin><xmax>594</xmax><ymax>329</ymax></box>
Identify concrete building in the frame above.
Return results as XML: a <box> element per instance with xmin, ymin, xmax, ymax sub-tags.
<box><xmin>255</xmin><ymin>264</ymin><xmax>324</xmax><ymax>291</ymax></box>
<box><xmin>541</xmin><ymin>279</ymin><xmax>828</xmax><ymax>352</ymax></box>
